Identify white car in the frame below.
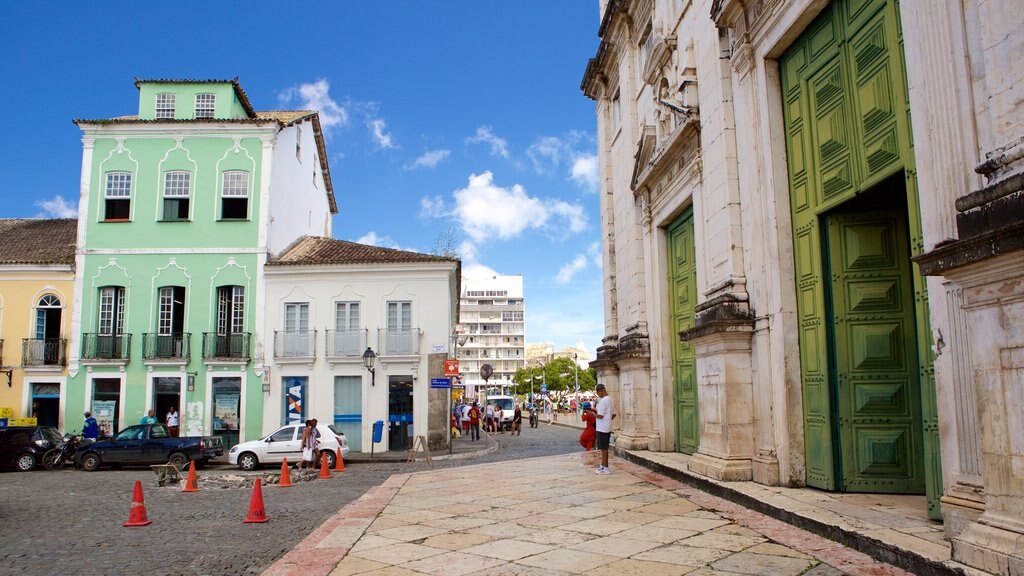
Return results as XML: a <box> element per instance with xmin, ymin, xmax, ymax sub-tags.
<box><xmin>229</xmin><ymin>423</ymin><xmax>349</xmax><ymax>471</ymax></box>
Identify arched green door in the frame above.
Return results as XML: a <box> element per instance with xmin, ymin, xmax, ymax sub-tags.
<box><xmin>668</xmin><ymin>209</ymin><xmax>698</xmax><ymax>454</ymax></box>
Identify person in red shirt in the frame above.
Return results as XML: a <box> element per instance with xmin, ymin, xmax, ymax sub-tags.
<box><xmin>579</xmin><ymin>401</ymin><xmax>596</xmax><ymax>452</ymax></box>
<box><xmin>468</xmin><ymin>402</ymin><xmax>481</xmax><ymax>441</ymax></box>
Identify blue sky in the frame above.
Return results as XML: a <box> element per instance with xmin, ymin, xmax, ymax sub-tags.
<box><xmin>0</xmin><ymin>1</ymin><xmax>604</xmax><ymax>354</ymax></box>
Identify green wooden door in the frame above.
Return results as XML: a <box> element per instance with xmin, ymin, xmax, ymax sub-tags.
<box><xmin>824</xmin><ymin>209</ymin><xmax>925</xmax><ymax>493</ymax></box>
<box><xmin>668</xmin><ymin>210</ymin><xmax>698</xmax><ymax>454</ymax></box>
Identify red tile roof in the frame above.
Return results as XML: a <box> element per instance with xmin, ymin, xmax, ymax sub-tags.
<box><xmin>268</xmin><ymin>236</ymin><xmax>458</xmax><ymax>266</ymax></box>
<box><xmin>0</xmin><ymin>219</ymin><xmax>77</xmax><ymax>265</ymax></box>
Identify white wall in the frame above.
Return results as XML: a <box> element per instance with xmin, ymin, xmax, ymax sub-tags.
<box><xmin>266</xmin><ymin>121</ymin><xmax>333</xmax><ymax>255</ymax></box>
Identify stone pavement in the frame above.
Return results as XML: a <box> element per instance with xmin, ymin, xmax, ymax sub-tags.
<box><xmin>262</xmin><ymin>453</ymin><xmax>919</xmax><ymax>576</ymax></box>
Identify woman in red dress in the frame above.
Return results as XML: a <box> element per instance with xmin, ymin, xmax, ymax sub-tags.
<box><xmin>579</xmin><ymin>401</ymin><xmax>597</xmax><ymax>451</ymax></box>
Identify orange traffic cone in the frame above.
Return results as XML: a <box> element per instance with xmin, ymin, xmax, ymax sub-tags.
<box><xmin>278</xmin><ymin>458</ymin><xmax>293</xmax><ymax>487</ymax></box>
<box><xmin>334</xmin><ymin>447</ymin><xmax>346</xmax><ymax>472</ymax></box>
<box><xmin>319</xmin><ymin>452</ymin><xmax>332</xmax><ymax>479</ymax></box>
<box><xmin>182</xmin><ymin>460</ymin><xmax>200</xmax><ymax>492</ymax></box>
<box><xmin>243</xmin><ymin>478</ymin><xmax>269</xmax><ymax>523</ymax></box>
<box><xmin>123</xmin><ymin>480</ymin><xmax>153</xmax><ymax>527</ymax></box>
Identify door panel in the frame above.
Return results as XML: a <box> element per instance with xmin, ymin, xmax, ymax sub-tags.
<box><xmin>825</xmin><ymin>210</ymin><xmax>924</xmax><ymax>493</ymax></box>
<box><xmin>668</xmin><ymin>210</ymin><xmax>698</xmax><ymax>454</ymax></box>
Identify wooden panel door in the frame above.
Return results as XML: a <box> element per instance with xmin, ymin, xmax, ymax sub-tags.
<box><xmin>668</xmin><ymin>210</ymin><xmax>698</xmax><ymax>454</ymax></box>
<box><xmin>825</xmin><ymin>209</ymin><xmax>925</xmax><ymax>493</ymax></box>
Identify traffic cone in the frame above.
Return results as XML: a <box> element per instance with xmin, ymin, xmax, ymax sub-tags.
<box><xmin>123</xmin><ymin>480</ymin><xmax>153</xmax><ymax>527</ymax></box>
<box><xmin>182</xmin><ymin>460</ymin><xmax>200</xmax><ymax>492</ymax></box>
<box><xmin>334</xmin><ymin>447</ymin><xmax>346</xmax><ymax>472</ymax></box>
<box><xmin>278</xmin><ymin>458</ymin><xmax>293</xmax><ymax>487</ymax></box>
<box><xmin>243</xmin><ymin>478</ymin><xmax>269</xmax><ymax>523</ymax></box>
<box><xmin>319</xmin><ymin>452</ymin><xmax>332</xmax><ymax>479</ymax></box>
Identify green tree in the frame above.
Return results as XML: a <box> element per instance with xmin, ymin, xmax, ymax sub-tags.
<box><xmin>430</xmin><ymin>226</ymin><xmax>460</xmax><ymax>258</ymax></box>
<box><xmin>511</xmin><ymin>356</ymin><xmax>596</xmax><ymax>399</ymax></box>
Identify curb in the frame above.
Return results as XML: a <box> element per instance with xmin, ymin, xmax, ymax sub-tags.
<box><xmin>615</xmin><ymin>448</ymin><xmax>966</xmax><ymax>576</ymax></box>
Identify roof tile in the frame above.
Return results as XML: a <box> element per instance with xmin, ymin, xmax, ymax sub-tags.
<box><xmin>269</xmin><ymin>236</ymin><xmax>457</xmax><ymax>267</ymax></box>
<box><xmin>0</xmin><ymin>219</ymin><xmax>77</xmax><ymax>265</ymax></box>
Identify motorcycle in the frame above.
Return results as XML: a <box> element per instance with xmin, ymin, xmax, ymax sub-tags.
<box><xmin>42</xmin><ymin>433</ymin><xmax>80</xmax><ymax>470</ymax></box>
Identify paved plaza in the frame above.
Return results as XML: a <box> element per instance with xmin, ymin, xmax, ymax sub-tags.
<box><xmin>265</xmin><ymin>453</ymin><xmax>913</xmax><ymax>576</ymax></box>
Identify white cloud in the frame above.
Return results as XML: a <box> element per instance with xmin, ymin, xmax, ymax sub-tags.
<box><xmin>526</xmin><ymin>136</ymin><xmax>565</xmax><ymax>174</ymax></box>
<box><xmin>355</xmin><ymin>231</ymin><xmax>401</xmax><ymax>249</ymax></box>
<box><xmin>588</xmin><ymin>241</ymin><xmax>603</xmax><ymax>269</ymax></box>
<box><xmin>419</xmin><ymin>196</ymin><xmax>448</xmax><ymax>218</ymax></box>
<box><xmin>571</xmin><ymin>154</ymin><xmax>599</xmax><ymax>193</ymax></box>
<box><xmin>555</xmin><ymin>255</ymin><xmax>588</xmax><ymax>284</ymax></box>
<box><xmin>466</xmin><ymin>126</ymin><xmax>510</xmax><ymax>159</ymax></box>
<box><xmin>369</xmin><ymin>118</ymin><xmax>395</xmax><ymax>149</ymax></box>
<box><xmin>459</xmin><ymin>240</ymin><xmax>479</xmax><ymax>263</ymax></box>
<box><xmin>406</xmin><ymin>149</ymin><xmax>450</xmax><ymax>170</ymax></box>
<box><xmin>452</xmin><ymin>171</ymin><xmax>587</xmax><ymax>243</ymax></box>
<box><xmin>278</xmin><ymin>79</ymin><xmax>349</xmax><ymax>135</ymax></box>
<box><xmin>35</xmin><ymin>195</ymin><xmax>77</xmax><ymax>218</ymax></box>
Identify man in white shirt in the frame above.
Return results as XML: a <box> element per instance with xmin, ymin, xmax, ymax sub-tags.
<box><xmin>166</xmin><ymin>406</ymin><xmax>179</xmax><ymax>437</ymax></box>
<box><xmin>594</xmin><ymin>383</ymin><xmax>615</xmax><ymax>474</ymax></box>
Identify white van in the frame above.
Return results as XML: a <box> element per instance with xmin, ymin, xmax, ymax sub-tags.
<box><xmin>486</xmin><ymin>395</ymin><xmax>517</xmax><ymax>430</ymax></box>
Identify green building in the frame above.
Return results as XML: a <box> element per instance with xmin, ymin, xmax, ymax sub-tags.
<box><xmin>67</xmin><ymin>79</ymin><xmax>336</xmax><ymax>449</ymax></box>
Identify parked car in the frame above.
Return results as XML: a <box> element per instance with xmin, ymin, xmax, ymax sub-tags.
<box><xmin>0</xmin><ymin>425</ymin><xmax>63</xmax><ymax>471</ymax></box>
<box><xmin>229</xmin><ymin>423</ymin><xmax>349</xmax><ymax>471</ymax></box>
<box><xmin>74</xmin><ymin>423</ymin><xmax>223</xmax><ymax>472</ymax></box>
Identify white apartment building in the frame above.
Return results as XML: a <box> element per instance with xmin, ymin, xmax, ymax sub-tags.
<box><xmin>456</xmin><ymin>274</ymin><xmax>524</xmax><ymax>397</ymax></box>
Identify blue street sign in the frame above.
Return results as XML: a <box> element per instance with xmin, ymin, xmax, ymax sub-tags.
<box><xmin>431</xmin><ymin>378</ymin><xmax>451</xmax><ymax>389</ymax></box>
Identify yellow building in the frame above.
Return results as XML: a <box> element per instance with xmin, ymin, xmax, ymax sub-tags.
<box><xmin>0</xmin><ymin>219</ymin><xmax>77</xmax><ymax>429</ymax></box>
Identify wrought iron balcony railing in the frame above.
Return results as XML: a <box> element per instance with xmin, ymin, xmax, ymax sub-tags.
<box><xmin>202</xmin><ymin>332</ymin><xmax>250</xmax><ymax>360</ymax></box>
<box><xmin>80</xmin><ymin>333</ymin><xmax>132</xmax><ymax>361</ymax></box>
<box><xmin>273</xmin><ymin>330</ymin><xmax>316</xmax><ymax>359</ymax></box>
<box><xmin>22</xmin><ymin>338</ymin><xmax>67</xmax><ymax>367</ymax></box>
<box><xmin>325</xmin><ymin>329</ymin><xmax>366</xmax><ymax>358</ymax></box>
<box><xmin>380</xmin><ymin>328</ymin><xmax>419</xmax><ymax>355</ymax></box>
<box><xmin>143</xmin><ymin>333</ymin><xmax>191</xmax><ymax>360</ymax></box>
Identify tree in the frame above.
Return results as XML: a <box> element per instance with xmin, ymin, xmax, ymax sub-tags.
<box><xmin>430</xmin><ymin>226</ymin><xmax>460</xmax><ymax>258</ymax></box>
<box><xmin>511</xmin><ymin>356</ymin><xmax>596</xmax><ymax>399</ymax></box>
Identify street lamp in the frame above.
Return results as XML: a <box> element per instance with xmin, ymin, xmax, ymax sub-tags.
<box><xmin>362</xmin><ymin>347</ymin><xmax>377</xmax><ymax>386</ymax></box>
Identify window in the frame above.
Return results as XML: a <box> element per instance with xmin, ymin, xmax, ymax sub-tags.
<box><xmin>221</xmin><ymin>171</ymin><xmax>249</xmax><ymax>219</ymax></box>
<box><xmin>612</xmin><ymin>90</ymin><xmax>621</xmax><ymax>131</ymax></box>
<box><xmin>312</xmin><ymin>154</ymin><xmax>318</xmax><ymax>187</ymax></box>
<box><xmin>98</xmin><ymin>286</ymin><xmax>125</xmax><ymax>335</ymax></box>
<box><xmin>157</xmin><ymin>286</ymin><xmax>185</xmax><ymax>335</ymax></box>
<box><xmin>216</xmin><ymin>286</ymin><xmax>244</xmax><ymax>335</ymax></box>
<box><xmin>194</xmin><ymin>93</ymin><xmax>215</xmax><ymax>118</ymax></box>
<box><xmin>104</xmin><ymin>172</ymin><xmax>131</xmax><ymax>220</ymax></box>
<box><xmin>284</xmin><ymin>303</ymin><xmax>309</xmax><ymax>332</ymax></box>
<box><xmin>638</xmin><ymin>21</ymin><xmax>653</xmax><ymax>68</ymax></box>
<box><xmin>333</xmin><ymin>301</ymin><xmax>361</xmax><ymax>355</ymax></box>
<box><xmin>386</xmin><ymin>301</ymin><xmax>414</xmax><ymax>354</ymax></box>
<box><xmin>155</xmin><ymin>93</ymin><xmax>175</xmax><ymax>119</ymax></box>
<box><xmin>162</xmin><ymin>171</ymin><xmax>190</xmax><ymax>220</ymax></box>
<box><xmin>295</xmin><ymin>125</ymin><xmax>302</xmax><ymax>160</ymax></box>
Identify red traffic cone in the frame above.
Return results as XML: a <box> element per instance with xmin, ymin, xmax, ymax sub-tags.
<box><xmin>243</xmin><ymin>478</ymin><xmax>269</xmax><ymax>523</ymax></box>
<box><xmin>278</xmin><ymin>458</ymin><xmax>293</xmax><ymax>487</ymax></box>
<box><xmin>334</xmin><ymin>447</ymin><xmax>346</xmax><ymax>472</ymax></box>
<box><xmin>182</xmin><ymin>460</ymin><xmax>200</xmax><ymax>492</ymax></box>
<box><xmin>319</xmin><ymin>452</ymin><xmax>332</xmax><ymax>479</ymax></box>
<box><xmin>123</xmin><ymin>480</ymin><xmax>153</xmax><ymax>527</ymax></box>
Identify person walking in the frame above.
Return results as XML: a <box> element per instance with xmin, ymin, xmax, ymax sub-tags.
<box><xmin>461</xmin><ymin>402</ymin><xmax>471</xmax><ymax>435</ymax></box>
<box><xmin>300</xmin><ymin>420</ymin><xmax>314</xmax><ymax>470</ymax></box>
<box><xmin>512</xmin><ymin>404</ymin><xmax>522</xmax><ymax>436</ymax></box>
<box><xmin>594</xmin><ymin>384</ymin><xmax>616</xmax><ymax>474</ymax></box>
<box><xmin>166</xmin><ymin>406</ymin><xmax>179</xmax><ymax>437</ymax></box>
<box><xmin>82</xmin><ymin>411</ymin><xmax>99</xmax><ymax>445</ymax></box>
<box><xmin>140</xmin><ymin>409</ymin><xmax>158</xmax><ymax>425</ymax></box>
<box><xmin>309</xmin><ymin>418</ymin><xmax>322</xmax><ymax>466</ymax></box>
<box><xmin>468</xmin><ymin>402</ymin><xmax>481</xmax><ymax>441</ymax></box>
<box><xmin>579</xmin><ymin>401</ymin><xmax>596</xmax><ymax>452</ymax></box>
<box><xmin>495</xmin><ymin>405</ymin><xmax>504</xmax><ymax>434</ymax></box>
<box><xmin>485</xmin><ymin>403</ymin><xmax>495</xmax><ymax>434</ymax></box>
<box><xmin>545</xmin><ymin>399</ymin><xmax>553</xmax><ymax>425</ymax></box>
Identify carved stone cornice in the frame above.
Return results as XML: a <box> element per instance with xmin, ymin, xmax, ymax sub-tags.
<box><xmin>642</xmin><ymin>35</ymin><xmax>677</xmax><ymax>85</ymax></box>
<box><xmin>632</xmin><ymin>113</ymin><xmax>701</xmax><ymax>194</ymax></box>
<box><xmin>711</xmin><ymin>0</ymin><xmax>745</xmax><ymax>28</ymax></box>
<box><xmin>679</xmin><ymin>293</ymin><xmax>755</xmax><ymax>342</ymax></box>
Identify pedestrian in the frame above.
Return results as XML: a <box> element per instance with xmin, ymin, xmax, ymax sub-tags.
<box><xmin>495</xmin><ymin>405</ymin><xmax>504</xmax><ymax>434</ymax></box>
<box><xmin>300</xmin><ymin>419</ymin><xmax>314</xmax><ymax>469</ymax></box>
<box><xmin>468</xmin><ymin>402</ymin><xmax>481</xmax><ymax>441</ymax></box>
<box><xmin>545</xmin><ymin>399</ymin><xmax>553</xmax><ymax>424</ymax></box>
<box><xmin>485</xmin><ymin>402</ymin><xmax>495</xmax><ymax>434</ymax></box>
<box><xmin>579</xmin><ymin>401</ymin><xmax>596</xmax><ymax>451</ymax></box>
<box><xmin>461</xmin><ymin>402</ymin><xmax>471</xmax><ymax>434</ymax></box>
<box><xmin>166</xmin><ymin>406</ymin><xmax>179</xmax><ymax>437</ymax></box>
<box><xmin>512</xmin><ymin>404</ymin><xmax>522</xmax><ymax>436</ymax></box>
<box><xmin>310</xmin><ymin>418</ymin><xmax>322</xmax><ymax>466</ymax></box>
<box><xmin>82</xmin><ymin>411</ymin><xmax>99</xmax><ymax>444</ymax></box>
<box><xmin>140</xmin><ymin>409</ymin><xmax>158</xmax><ymax>425</ymax></box>
<box><xmin>594</xmin><ymin>383</ymin><xmax>616</xmax><ymax>474</ymax></box>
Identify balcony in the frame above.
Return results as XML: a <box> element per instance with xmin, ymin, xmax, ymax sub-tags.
<box><xmin>80</xmin><ymin>333</ymin><xmax>132</xmax><ymax>361</ymax></box>
<box><xmin>381</xmin><ymin>328</ymin><xmax>419</xmax><ymax>356</ymax></box>
<box><xmin>22</xmin><ymin>338</ymin><xmax>66</xmax><ymax>367</ymax></box>
<box><xmin>143</xmin><ymin>333</ymin><xmax>191</xmax><ymax>361</ymax></box>
<box><xmin>274</xmin><ymin>330</ymin><xmax>316</xmax><ymax>359</ymax></box>
<box><xmin>202</xmin><ymin>332</ymin><xmax>250</xmax><ymax>361</ymax></box>
<box><xmin>325</xmin><ymin>329</ymin><xmax>366</xmax><ymax>358</ymax></box>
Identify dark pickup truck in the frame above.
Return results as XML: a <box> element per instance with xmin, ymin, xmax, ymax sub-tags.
<box><xmin>75</xmin><ymin>423</ymin><xmax>223</xmax><ymax>472</ymax></box>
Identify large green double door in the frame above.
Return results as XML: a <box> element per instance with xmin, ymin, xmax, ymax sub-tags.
<box><xmin>668</xmin><ymin>209</ymin><xmax>698</xmax><ymax>454</ymax></box>
<box><xmin>781</xmin><ymin>0</ymin><xmax>940</xmax><ymax>512</ymax></box>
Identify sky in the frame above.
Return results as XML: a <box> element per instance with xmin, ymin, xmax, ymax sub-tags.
<box><xmin>0</xmin><ymin>1</ymin><xmax>606</xmax><ymax>355</ymax></box>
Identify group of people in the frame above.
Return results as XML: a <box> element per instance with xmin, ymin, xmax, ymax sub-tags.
<box><xmin>299</xmin><ymin>418</ymin><xmax>322</xmax><ymax>469</ymax></box>
<box><xmin>454</xmin><ymin>401</ymin><xmax>523</xmax><ymax>441</ymax></box>
<box><xmin>579</xmin><ymin>383</ymin><xmax>615</xmax><ymax>474</ymax></box>
<box><xmin>139</xmin><ymin>407</ymin><xmax>180</xmax><ymax>437</ymax></box>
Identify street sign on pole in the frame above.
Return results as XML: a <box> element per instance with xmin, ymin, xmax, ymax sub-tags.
<box><xmin>444</xmin><ymin>359</ymin><xmax>459</xmax><ymax>376</ymax></box>
<box><xmin>431</xmin><ymin>378</ymin><xmax>451</xmax><ymax>389</ymax></box>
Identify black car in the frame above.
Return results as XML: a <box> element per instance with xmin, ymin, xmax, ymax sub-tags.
<box><xmin>0</xmin><ymin>426</ymin><xmax>63</xmax><ymax>471</ymax></box>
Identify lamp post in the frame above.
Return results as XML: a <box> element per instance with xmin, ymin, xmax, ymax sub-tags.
<box><xmin>449</xmin><ymin>331</ymin><xmax>468</xmax><ymax>454</ymax></box>
<box><xmin>362</xmin><ymin>347</ymin><xmax>377</xmax><ymax>386</ymax></box>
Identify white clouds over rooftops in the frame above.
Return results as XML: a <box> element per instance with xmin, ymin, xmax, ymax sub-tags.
<box><xmin>369</xmin><ymin>118</ymin><xmax>396</xmax><ymax>149</ymax></box>
<box><xmin>466</xmin><ymin>126</ymin><xmax>510</xmax><ymax>159</ymax></box>
<box><xmin>35</xmin><ymin>195</ymin><xmax>77</xmax><ymax>218</ymax></box>
<box><xmin>278</xmin><ymin>79</ymin><xmax>349</xmax><ymax>134</ymax></box>
<box><xmin>555</xmin><ymin>254</ymin><xmax>588</xmax><ymax>284</ymax></box>
<box><xmin>406</xmin><ymin>149</ymin><xmax>451</xmax><ymax>170</ymax></box>
<box><xmin>449</xmin><ymin>171</ymin><xmax>587</xmax><ymax>243</ymax></box>
<box><xmin>571</xmin><ymin>154</ymin><xmax>599</xmax><ymax>193</ymax></box>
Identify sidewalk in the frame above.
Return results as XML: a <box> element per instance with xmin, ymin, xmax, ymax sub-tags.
<box><xmin>262</xmin><ymin>452</ymin><xmax>921</xmax><ymax>576</ymax></box>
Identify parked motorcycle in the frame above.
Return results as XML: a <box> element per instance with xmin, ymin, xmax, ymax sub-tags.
<box><xmin>42</xmin><ymin>433</ymin><xmax>79</xmax><ymax>470</ymax></box>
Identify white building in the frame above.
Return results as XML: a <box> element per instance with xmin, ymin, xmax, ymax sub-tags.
<box><xmin>264</xmin><ymin>237</ymin><xmax>459</xmax><ymax>453</ymax></box>
<box><xmin>583</xmin><ymin>0</ymin><xmax>1023</xmax><ymax>573</ymax></box>
<box><xmin>456</xmin><ymin>274</ymin><xmax>525</xmax><ymax>398</ymax></box>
